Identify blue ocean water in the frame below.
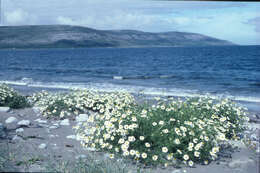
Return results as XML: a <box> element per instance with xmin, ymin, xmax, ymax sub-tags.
<box><xmin>0</xmin><ymin>46</ymin><xmax>260</xmax><ymax>106</ymax></box>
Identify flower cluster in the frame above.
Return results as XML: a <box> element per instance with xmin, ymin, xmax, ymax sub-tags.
<box><xmin>0</xmin><ymin>84</ymin><xmax>16</xmax><ymax>106</ymax></box>
<box><xmin>75</xmin><ymin>96</ymin><xmax>248</xmax><ymax>167</ymax></box>
<box><xmin>0</xmin><ymin>84</ymin><xmax>30</xmax><ymax>109</ymax></box>
<box><xmin>29</xmin><ymin>89</ymin><xmax>135</xmax><ymax>118</ymax></box>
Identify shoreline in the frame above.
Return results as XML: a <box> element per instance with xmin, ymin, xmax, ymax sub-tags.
<box><xmin>9</xmin><ymin>84</ymin><xmax>260</xmax><ymax>115</ymax></box>
<box><xmin>0</xmin><ymin>84</ymin><xmax>259</xmax><ymax>172</ymax></box>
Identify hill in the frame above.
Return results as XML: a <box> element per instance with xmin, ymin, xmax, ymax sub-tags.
<box><xmin>0</xmin><ymin>25</ymin><xmax>235</xmax><ymax>49</ymax></box>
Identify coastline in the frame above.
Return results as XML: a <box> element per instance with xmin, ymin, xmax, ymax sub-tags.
<box><xmin>0</xmin><ymin>84</ymin><xmax>259</xmax><ymax>172</ymax></box>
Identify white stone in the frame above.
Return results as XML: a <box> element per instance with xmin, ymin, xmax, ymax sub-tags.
<box><xmin>16</xmin><ymin>128</ymin><xmax>24</xmax><ymax>133</ymax></box>
<box><xmin>17</xmin><ymin>120</ymin><xmax>31</xmax><ymax>126</ymax></box>
<box><xmin>32</xmin><ymin>107</ymin><xmax>41</xmax><ymax>113</ymax></box>
<box><xmin>171</xmin><ymin>170</ymin><xmax>182</xmax><ymax>173</ymax></box>
<box><xmin>49</xmin><ymin>125</ymin><xmax>59</xmax><ymax>129</ymax></box>
<box><xmin>34</xmin><ymin>118</ymin><xmax>47</xmax><ymax>124</ymax></box>
<box><xmin>0</xmin><ymin>107</ymin><xmax>10</xmax><ymax>112</ymax></box>
<box><xmin>75</xmin><ymin>155</ymin><xmax>87</xmax><ymax>159</ymax></box>
<box><xmin>12</xmin><ymin>135</ymin><xmax>23</xmax><ymax>141</ymax></box>
<box><xmin>38</xmin><ymin>143</ymin><xmax>47</xmax><ymax>149</ymax></box>
<box><xmin>66</xmin><ymin>135</ymin><xmax>76</xmax><ymax>139</ymax></box>
<box><xmin>49</xmin><ymin>134</ymin><xmax>59</xmax><ymax>138</ymax></box>
<box><xmin>76</xmin><ymin>114</ymin><xmax>89</xmax><ymax>122</ymax></box>
<box><xmin>228</xmin><ymin>159</ymin><xmax>254</xmax><ymax>168</ymax></box>
<box><xmin>60</xmin><ymin>119</ymin><xmax>70</xmax><ymax>126</ymax></box>
<box><xmin>0</xmin><ymin>123</ymin><xmax>4</xmax><ymax>129</ymax></box>
<box><xmin>5</xmin><ymin>117</ymin><xmax>18</xmax><ymax>124</ymax></box>
<box><xmin>250</xmin><ymin>134</ymin><xmax>258</xmax><ymax>141</ymax></box>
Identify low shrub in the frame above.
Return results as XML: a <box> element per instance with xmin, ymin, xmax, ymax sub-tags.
<box><xmin>75</xmin><ymin>96</ymin><xmax>249</xmax><ymax>167</ymax></box>
<box><xmin>29</xmin><ymin>89</ymin><xmax>135</xmax><ymax>118</ymax></box>
<box><xmin>0</xmin><ymin>84</ymin><xmax>30</xmax><ymax>109</ymax></box>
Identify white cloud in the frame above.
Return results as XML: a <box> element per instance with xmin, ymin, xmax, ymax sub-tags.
<box><xmin>1</xmin><ymin>0</ymin><xmax>259</xmax><ymax>44</ymax></box>
<box><xmin>5</xmin><ymin>9</ymin><xmax>37</xmax><ymax>25</ymax></box>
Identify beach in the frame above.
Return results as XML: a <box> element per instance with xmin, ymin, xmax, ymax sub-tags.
<box><xmin>0</xmin><ymin>86</ymin><xmax>259</xmax><ymax>173</ymax></box>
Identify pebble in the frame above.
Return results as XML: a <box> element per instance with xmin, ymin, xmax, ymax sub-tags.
<box><xmin>32</xmin><ymin>107</ymin><xmax>41</xmax><ymax>113</ymax></box>
<box><xmin>75</xmin><ymin>154</ymin><xmax>87</xmax><ymax>159</ymax></box>
<box><xmin>0</xmin><ymin>123</ymin><xmax>4</xmax><ymax>129</ymax></box>
<box><xmin>60</xmin><ymin>119</ymin><xmax>70</xmax><ymax>126</ymax></box>
<box><xmin>171</xmin><ymin>170</ymin><xmax>182</xmax><ymax>173</ymax></box>
<box><xmin>0</xmin><ymin>107</ymin><xmax>10</xmax><ymax>112</ymax></box>
<box><xmin>5</xmin><ymin>117</ymin><xmax>18</xmax><ymax>124</ymax></box>
<box><xmin>38</xmin><ymin>143</ymin><xmax>47</xmax><ymax>149</ymax></box>
<box><xmin>49</xmin><ymin>134</ymin><xmax>59</xmax><ymax>138</ymax></box>
<box><xmin>250</xmin><ymin>134</ymin><xmax>258</xmax><ymax>141</ymax></box>
<box><xmin>76</xmin><ymin>114</ymin><xmax>89</xmax><ymax>122</ymax></box>
<box><xmin>17</xmin><ymin>120</ymin><xmax>31</xmax><ymax>127</ymax></box>
<box><xmin>34</xmin><ymin>118</ymin><xmax>47</xmax><ymax>124</ymax></box>
<box><xmin>15</xmin><ymin>128</ymin><xmax>24</xmax><ymax>133</ymax></box>
<box><xmin>66</xmin><ymin>135</ymin><xmax>76</xmax><ymax>139</ymax></box>
<box><xmin>0</xmin><ymin>123</ymin><xmax>6</xmax><ymax>138</ymax></box>
<box><xmin>12</xmin><ymin>135</ymin><xmax>23</xmax><ymax>141</ymax></box>
<box><xmin>49</xmin><ymin>125</ymin><xmax>59</xmax><ymax>129</ymax></box>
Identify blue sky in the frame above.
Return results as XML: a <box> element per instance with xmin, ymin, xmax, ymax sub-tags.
<box><xmin>1</xmin><ymin>0</ymin><xmax>260</xmax><ymax>45</ymax></box>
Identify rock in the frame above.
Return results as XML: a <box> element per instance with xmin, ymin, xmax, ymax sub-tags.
<box><xmin>5</xmin><ymin>117</ymin><xmax>18</xmax><ymax>124</ymax></box>
<box><xmin>229</xmin><ymin>140</ymin><xmax>247</xmax><ymax>149</ymax></box>
<box><xmin>75</xmin><ymin>154</ymin><xmax>87</xmax><ymax>160</ymax></box>
<box><xmin>249</xmin><ymin>117</ymin><xmax>260</xmax><ymax>124</ymax></box>
<box><xmin>228</xmin><ymin>159</ymin><xmax>254</xmax><ymax>168</ymax></box>
<box><xmin>32</xmin><ymin>107</ymin><xmax>41</xmax><ymax>113</ymax></box>
<box><xmin>0</xmin><ymin>107</ymin><xmax>10</xmax><ymax>112</ymax></box>
<box><xmin>0</xmin><ymin>123</ymin><xmax>6</xmax><ymax>138</ymax></box>
<box><xmin>49</xmin><ymin>125</ymin><xmax>59</xmax><ymax>129</ymax></box>
<box><xmin>38</xmin><ymin>143</ymin><xmax>47</xmax><ymax>149</ymax></box>
<box><xmin>49</xmin><ymin>134</ymin><xmax>59</xmax><ymax>138</ymax></box>
<box><xmin>12</xmin><ymin>135</ymin><xmax>23</xmax><ymax>141</ymax></box>
<box><xmin>66</xmin><ymin>135</ymin><xmax>76</xmax><ymax>139</ymax></box>
<box><xmin>76</xmin><ymin>114</ymin><xmax>89</xmax><ymax>122</ymax></box>
<box><xmin>60</xmin><ymin>119</ymin><xmax>70</xmax><ymax>126</ymax></box>
<box><xmin>250</xmin><ymin>134</ymin><xmax>258</xmax><ymax>141</ymax></box>
<box><xmin>17</xmin><ymin>120</ymin><xmax>31</xmax><ymax>127</ymax></box>
<box><xmin>34</xmin><ymin>118</ymin><xmax>47</xmax><ymax>124</ymax></box>
<box><xmin>15</xmin><ymin>128</ymin><xmax>24</xmax><ymax>133</ymax></box>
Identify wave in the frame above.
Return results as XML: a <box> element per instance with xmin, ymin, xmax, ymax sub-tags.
<box><xmin>113</xmin><ymin>75</ymin><xmax>177</xmax><ymax>80</ymax></box>
<box><xmin>1</xmin><ymin>79</ymin><xmax>260</xmax><ymax>103</ymax></box>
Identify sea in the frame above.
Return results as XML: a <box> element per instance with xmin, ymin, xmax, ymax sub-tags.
<box><xmin>0</xmin><ymin>46</ymin><xmax>259</xmax><ymax>112</ymax></box>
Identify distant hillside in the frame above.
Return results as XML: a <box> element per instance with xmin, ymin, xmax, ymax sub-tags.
<box><xmin>0</xmin><ymin>25</ymin><xmax>235</xmax><ymax>49</ymax></box>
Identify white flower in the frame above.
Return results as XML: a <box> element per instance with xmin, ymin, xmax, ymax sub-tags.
<box><xmin>162</xmin><ymin>129</ymin><xmax>169</xmax><ymax>134</ymax></box>
<box><xmin>130</xmin><ymin>150</ymin><xmax>136</xmax><ymax>156</ymax></box>
<box><xmin>141</xmin><ymin>153</ymin><xmax>147</xmax><ymax>159</ymax></box>
<box><xmin>188</xmin><ymin>160</ymin><xmax>194</xmax><ymax>167</ymax></box>
<box><xmin>159</xmin><ymin>121</ymin><xmax>164</xmax><ymax>125</ymax></box>
<box><xmin>183</xmin><ymin>154</ymin><xmax>189</xmax><ymax>161</ymax></box>
<box><xmin>175</xmin><ymin>139</ymin><xmax>180</xmax><ymax>145</ymax></box>
<box><xmin>139</xmin><ymin>136</ymin><xmax>145</xmax><ymax>141</ymax></box>
<box><xmin>194</xmin><ymin>151</ymin><xmax>200</xmax><ymax>157</ymax></box>
<box><xmin>145</xmin><ymin>142</ymin><xmax>151</xmax><ymax>148</ymax></box>
<box><xmin>162</xmin><ymin>147</ymin><xmax>168</xmax><ymax>153</ymax></box>
<box><xmin>152</xmin><ymin>155</ymin><xmax>158</xmax><ymax>161</ymax></box>
<box><xmin>152</xmin><ymin>122</ymin><xmax>157</xmax><ymax>126</ymax></box>
<box><xmin>109</xmin><ymin>154</ymin><xmax>114</xmax><ymax>159</ymax></box>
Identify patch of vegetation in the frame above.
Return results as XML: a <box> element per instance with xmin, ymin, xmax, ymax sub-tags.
<box><xmin>45</xmin><ymin>154</ymin><xmax>145</xmax><ymax>173</ymax></box>
<box><xmin>0</xmin><ymin>84</ymin><xmax>31</xmax><ymax>109</ymax></box>
<box><xmin>75</xmin><ymin>96</ymin><xmax>249</xmax><ymax>167</ymax></box>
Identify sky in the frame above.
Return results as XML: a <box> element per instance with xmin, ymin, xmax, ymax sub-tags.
<box><xmin>1</xmin><ymin>0</ymin><xmax>260</xmax><ymax>45</ymax></box>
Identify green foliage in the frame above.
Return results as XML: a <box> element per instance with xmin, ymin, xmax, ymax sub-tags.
<box><xmin>76</xmin><ymin>96</ymin><xmax>248</xmax><ymax>167</ymax></box>
<box><xmin>0</xmin><ymin>84</ymin><xmax>30</xmax><ymax>109</ymax></box>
